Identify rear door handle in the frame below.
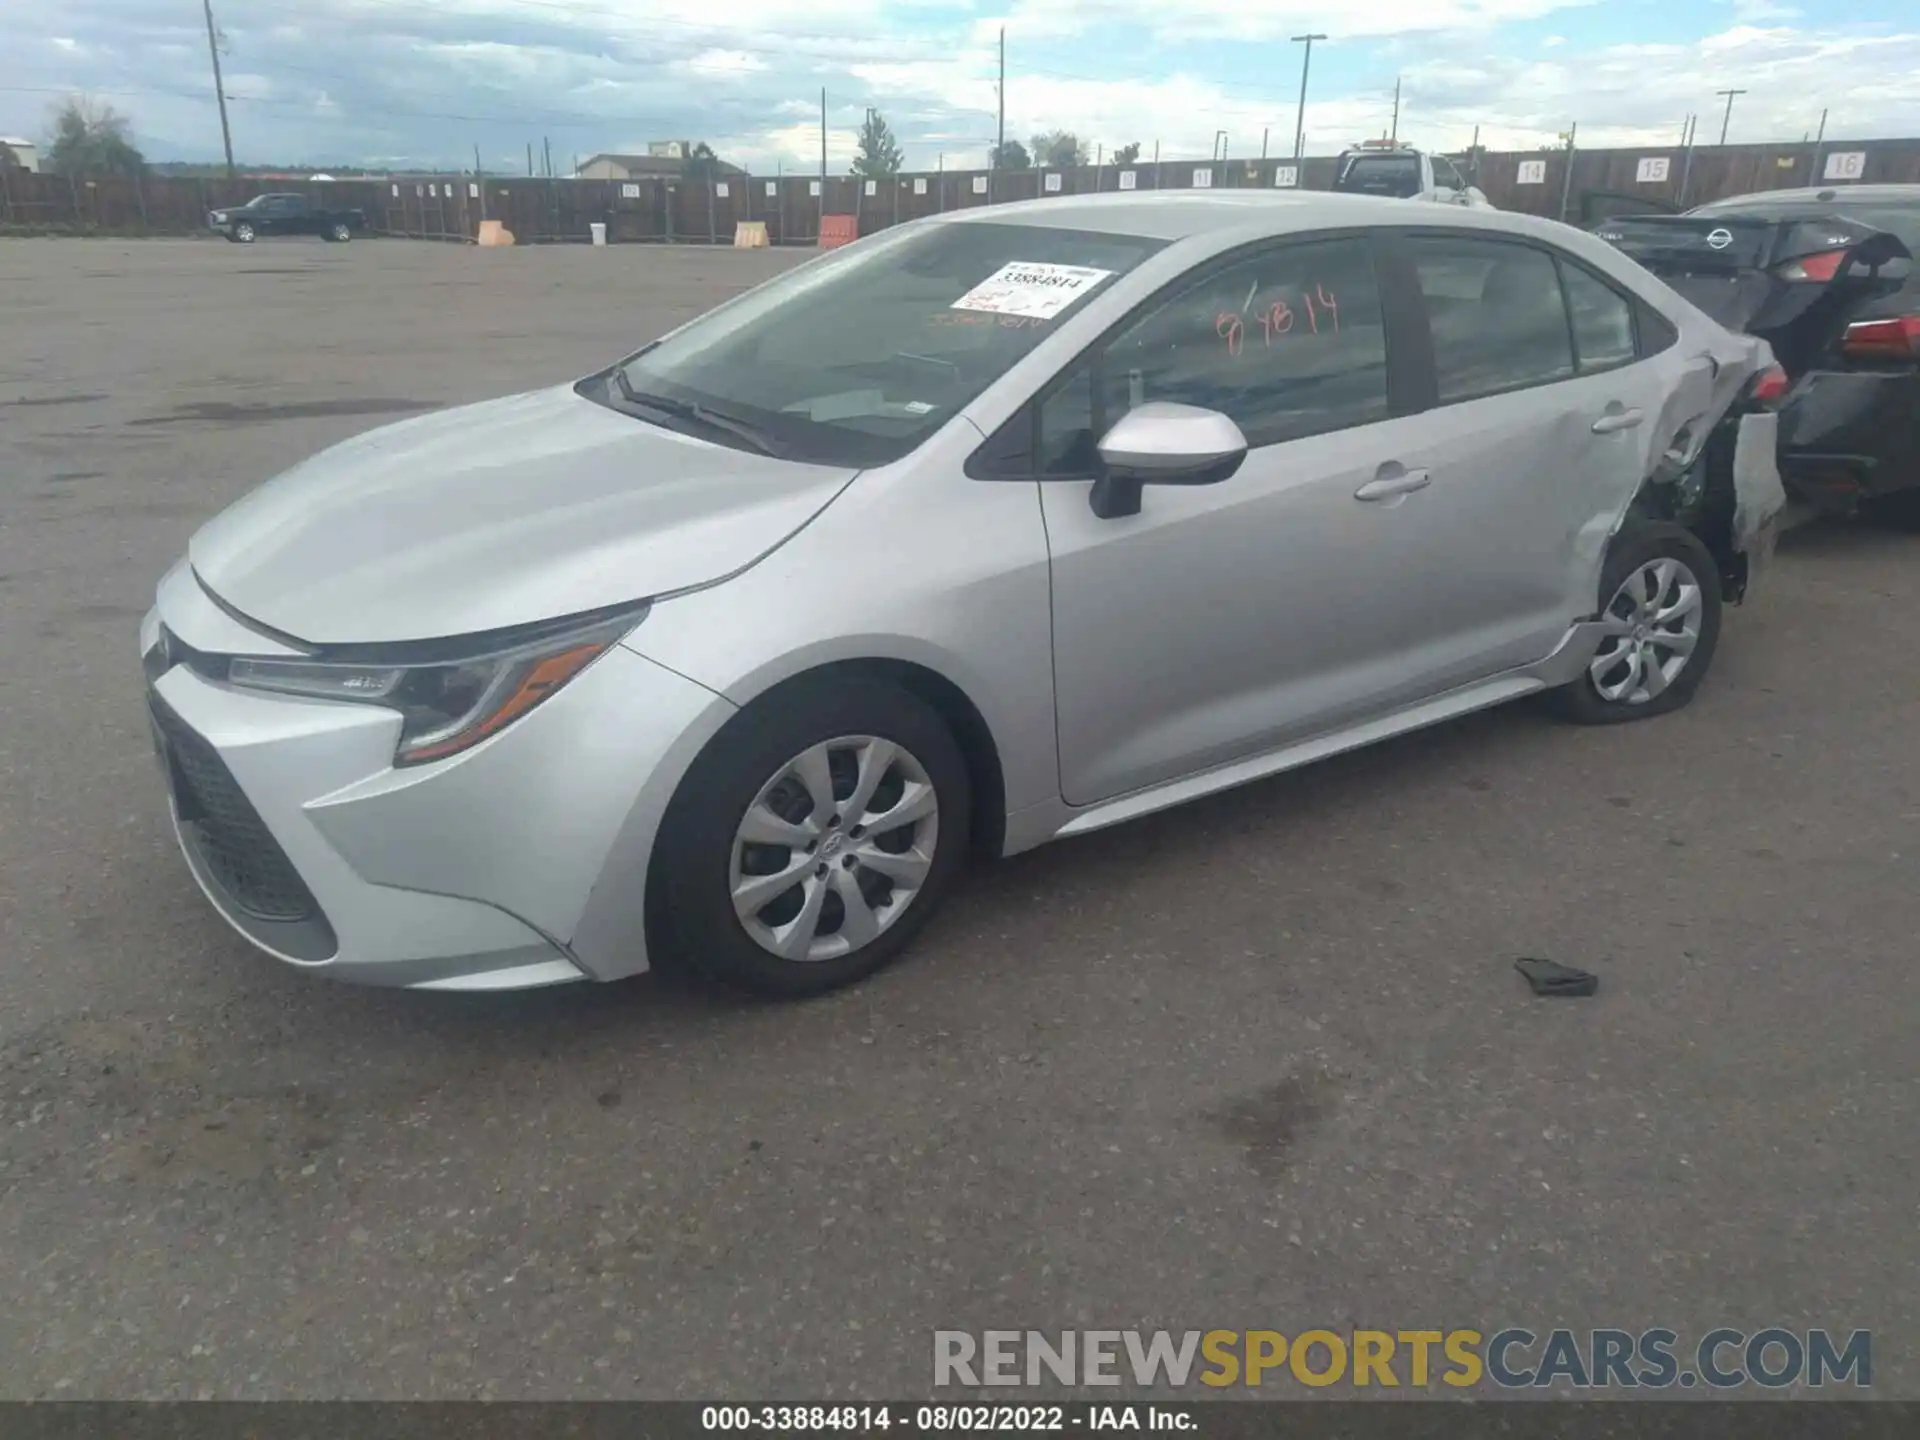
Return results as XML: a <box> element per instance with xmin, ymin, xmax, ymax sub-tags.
<box><xmin>1591</xmin><ymin>408</ymin><xmax>1645</xmax><ymax>434</ymax></box>
<box><xmin>1354</xmin><ymin>467</ymin><xmax>1432</xmax><ymax>502</ymax></box>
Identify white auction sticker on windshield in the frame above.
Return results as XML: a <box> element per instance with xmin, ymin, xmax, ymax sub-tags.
<box><xmin>950</xmin><ymin>262</ymin><xmax>1114</xmax><ymax>320</ymax></box>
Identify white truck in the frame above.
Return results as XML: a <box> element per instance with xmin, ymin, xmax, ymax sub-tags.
<box><xmin>1331</xmin><ymin>142</ymin><xmax>1492</xmax><ymax>208</ymax></box>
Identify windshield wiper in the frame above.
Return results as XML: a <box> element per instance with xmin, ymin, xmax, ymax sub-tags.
<box><xmin>609</xmin><ymin>369</ymin><xmax>785</xmax><ymax>457</ymax></box>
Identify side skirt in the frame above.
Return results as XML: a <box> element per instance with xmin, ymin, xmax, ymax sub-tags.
<box><xmin>1000</xmin><ymin>620</ymin><xmax>1611</xmax><ymax>855</ymax></box>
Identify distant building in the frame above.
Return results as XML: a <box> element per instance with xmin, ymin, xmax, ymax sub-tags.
<box><xmin>575</xmin><ymin>148</ymin><xmax>746</xmax><ymax>182</ymax></box>
<box><xmin>0</xmin><ymin>137</ymin><xmax>39</xmax><ymax>172</ymax></box>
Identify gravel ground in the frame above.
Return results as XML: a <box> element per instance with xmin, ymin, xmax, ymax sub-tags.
<box><xmin>0</xmin><ymin>237</ymin><xmax>1914</xmax><ymax>1401</ymax></box>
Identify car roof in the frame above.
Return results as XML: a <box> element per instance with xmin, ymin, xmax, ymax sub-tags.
<box><xmin>930</xmin><ymin>189</ymin><xmax>1537</xmax><ymax>244</ymax></box>
<box><xmin>1696</xmin><ymin>184</ymin><xmax>1920</xmax><ymax>211</ymax></box>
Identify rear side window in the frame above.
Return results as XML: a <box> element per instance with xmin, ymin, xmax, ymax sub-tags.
<box><xmin>1409</xmin><ymin>235</ymin><xmax>1574</xmax><ymax>402</ymax></box>
<box><xmin>1560</xmin><ymin>263</ymin><xmax>1637</xmax><ymax>371</ymax></box>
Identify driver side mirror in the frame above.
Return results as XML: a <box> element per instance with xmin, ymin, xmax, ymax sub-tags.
<box><xmin>1089</xmin><ymin>402</ymin><xmax>1249</xmax><ymax>519</ymax></box>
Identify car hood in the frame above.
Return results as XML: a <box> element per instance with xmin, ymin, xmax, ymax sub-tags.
<box><xmin>189</xmin><ymin>383</ymin><xmax>859</xmax><ymax>645</ymax></box>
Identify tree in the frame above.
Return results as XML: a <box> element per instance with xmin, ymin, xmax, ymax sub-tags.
<box><xmin>45</xmin><ymin>97</ymin><xmax>145</xmax><ymax>177</ymax></box>
<box><xmin>0</xmin><ymin>140</ymin><xmax>22</xmax><ymax>171</ymax></box>
<box><xmin>683</xmin><ymin>141</ymin><xmax>725</xmax><ymax>185</ymax></box>
<box><xmin>1029</xmin><ymin>130</ymin><xmax>1087</xmax><ymax>168</ymax></box>
<box><xmin>990</xmin><ymin>139</ymin><xmax>1030</xmax><ymax>170</ymax></box>
<box><xmin>851</xmin><ymin>109</ymin><xmax>904</xmax><ymax>178</ymax></box>
<box><xmin>1110</xmin><ymin>142</ymin><xmax>1141</xmax><ymax>167</ymax></box>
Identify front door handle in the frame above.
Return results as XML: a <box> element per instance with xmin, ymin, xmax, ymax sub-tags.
<box><xmin>1355</xmin><ymin>467</ymin><xmax>1432</xmax><ymax>502</ymax></box>
<box><xmin>1591</xmin><ymin>407</ymin><xmax>1645</xmax><ymax>435</ymax></box>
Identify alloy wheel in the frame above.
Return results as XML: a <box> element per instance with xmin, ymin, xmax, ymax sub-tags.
<box><xmin>729</xmin><ymin>735</ymin><xmax>940</xmax><ymax>962</ymax></box>
<box><xmin>1589</xmin><ymin>556</ymin><xmax>1703</xmax><ymax>705</ymax></box>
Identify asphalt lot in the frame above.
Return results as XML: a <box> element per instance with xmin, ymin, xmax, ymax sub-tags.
<box><xmin>1</xmin><ymin>236</ymin><xmax>1916</xmax><ymax>1401</ymax></box>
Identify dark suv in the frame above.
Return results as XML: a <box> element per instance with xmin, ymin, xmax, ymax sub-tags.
<box><xmin>1595</xmin><ymin>185</ymin><xmax>1919</xmax><ymax>520</ymax></box>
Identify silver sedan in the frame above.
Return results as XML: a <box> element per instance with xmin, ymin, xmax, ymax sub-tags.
<box><xmin>140</xmin><ymin>191</ymin><xmax>1785</xmax><ymax>996</ymax></box>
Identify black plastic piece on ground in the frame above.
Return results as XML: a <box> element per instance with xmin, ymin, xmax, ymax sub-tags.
<box><xmin>1515</xmin><ymin>957</ymin><xmax>1599</xmax><ymax>998</ymax></box>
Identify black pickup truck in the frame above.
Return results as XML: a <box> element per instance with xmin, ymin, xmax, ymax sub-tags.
<box><xmin>207</xmin><ymin>193</ymin><xmax>368</xmax><ymax>244</ymax></box>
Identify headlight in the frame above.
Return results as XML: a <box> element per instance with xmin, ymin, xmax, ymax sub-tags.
<box><xmin>226</xmin><ymin>605</ymin><xmax>645</xmax><ymax>766</ymax></box>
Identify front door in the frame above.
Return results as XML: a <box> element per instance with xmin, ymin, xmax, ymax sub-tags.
<box><xmin>1039</xmin><ymin>233</ymin><xmax>1458</xmax><ymax>806</ymax></box>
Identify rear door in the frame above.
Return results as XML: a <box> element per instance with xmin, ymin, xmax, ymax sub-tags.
<box><xmin>1386</xmin><ymin>229</ymin><xmax>1707</xmax><ymax>655</ymax></box>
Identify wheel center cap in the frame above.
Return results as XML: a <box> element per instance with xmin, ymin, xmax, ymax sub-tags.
<box><xmin>818</xmin><ymin>831</ymin><xmax>846</xmax><ymax>859</ymax></box>
<box><xmin>1632</xmin><ymin>624</ymin><xmax>1648</xmax><ymax>643</ymax></box>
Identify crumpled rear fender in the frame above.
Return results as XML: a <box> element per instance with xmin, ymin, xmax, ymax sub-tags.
<box><xmin>1618</xmin><ymin>329</ymin><xmax>1785</xmax><ymax>603</ymax></box>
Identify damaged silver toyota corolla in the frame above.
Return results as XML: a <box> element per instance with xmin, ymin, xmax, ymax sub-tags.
<box><xmin>140</xmin><ymin>193</ymin><xmax>1785</xmax><ymax>997</ymax></box>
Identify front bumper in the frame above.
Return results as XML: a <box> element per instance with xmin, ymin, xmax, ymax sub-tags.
<box><xmin>139</xmin><ymin>581</ymin><xmax>734</xmax><ymax>990</ymax></box>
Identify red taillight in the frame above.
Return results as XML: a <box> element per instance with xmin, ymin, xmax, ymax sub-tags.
<box><xmin>1776</xmin><ymin>248</ymin><xmax>1849</xmax><ymax>282</ymax></box>
<box><xmin>1842</xmin><ymin>315</ymin><xmax>1920</xmax><ymax>359</ymax></box>
<box><xmin>1750</xmin><ymin>364</ymin><xmax>1791</xmax><ymax>403</ymax></box>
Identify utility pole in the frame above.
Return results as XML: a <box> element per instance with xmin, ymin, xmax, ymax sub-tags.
<box><xmin>993</xmin><ymin>25</ymin><xmax>1006</xmax><ymax>198</ymax></box>
<box><xmin>1291</xmin><ymin>33</ymin><xmax>1326</xmax><ymax>162</ymax></box>
<box><xmin>201</xmin><ymin>0</ymin><xmax>235</xmax><ymax>178</ymax></box>
<box><xmin>1389</xmin><ymin>76</ymin><xmax>1401</xmax><ymax>144</ymax></box>
<box><xmin>1678</xmin><ymin>114</ymin><xmax>1698</xmax><ymax>206</ymax></box>
<box><xmin>1716</xmin><ymin>88</ymin><xmax>1746</xmax><ymax>146</ymax></box>
<box><xmin>1810</xmin><ymin>107</ymin><xmax>1828</xmax><ymax>184</ymax></box>
<box><xmin>819</xmin><ymin>87</ymin><xmax>827</xmax><ymax>234</ymax></box>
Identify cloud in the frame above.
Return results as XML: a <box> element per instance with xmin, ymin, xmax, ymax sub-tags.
<box><xmin>682</xmin><ymin>49</ymin><xmax>773</xmax><ymax>80</ymax></box>
<box><xmin>3</xmin><ymin>0</ymin><xmax>1915</xmax><ymax>171</ymax></box>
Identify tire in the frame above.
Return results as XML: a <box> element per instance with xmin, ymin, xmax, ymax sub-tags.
<box><xmin>326</xmin><ymin>222</ymin><xmax>352</xmax><ymax>243</ymax></box>
<box><xmin>1548</xmin><ymin>522</ymin><xmax>1723</xmax><ymax>725</ymax></box>
<box><xmin>233</xmin><ymin>222</ymin><xmax>256</xmax><ymax>244</ymax></box>
<box><xmin>651</xmin><ymin>677</ymin><xmax>971</xmax><ymax>997</ymax></box>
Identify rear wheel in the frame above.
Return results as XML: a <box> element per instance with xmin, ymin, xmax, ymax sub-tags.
<box><xmin>1549</xmin><ymin>522</ymin><xmax>1722</xmax><ymax>724</ymax></box>
<box><xmin>651</xmin><ymin>678</ymin><xmax>970</xmax><ymax>997</ymax></box>
<box><xmin>326</xmin><ymin>222</ymin><xmax>352</xmax><ymax>243</ymax></box>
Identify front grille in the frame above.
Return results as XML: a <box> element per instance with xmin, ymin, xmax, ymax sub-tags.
<box><xmin>149</xmin><ymin>694</ymin><xmax>319</xmax><ymax>924</ymax></box>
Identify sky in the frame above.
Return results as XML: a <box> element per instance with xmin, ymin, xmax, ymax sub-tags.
<box><xmin>4</xmin><ymin>0</ymin><xmax>1919</xmax><ymax>173</ymax></box>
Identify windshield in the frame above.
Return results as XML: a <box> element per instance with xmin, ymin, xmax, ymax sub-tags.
<box><xmin>595</xmin><ymin>221</ymin><xmax>1166</xmax><ymax>466</ymax></box>
<box><xmin>1336</xmin><ymin>154</ymin><xmax>1422</xmax><ymax>199</ymax></box>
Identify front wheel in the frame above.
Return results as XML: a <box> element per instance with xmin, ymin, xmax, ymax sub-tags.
<box><xmin>651</xmin><ymin>678</ymin><xmax>970</xmax><ymax>997</ymax></box>
<box><xmin>233</xmin><ymin>222</ymin><xmax>256</xmax><ymax>243</ymax></box>
<box><xmin>1549</xmin><ymin>522</ymin><xmax>1723</xmax><ymax>724</ymax></box>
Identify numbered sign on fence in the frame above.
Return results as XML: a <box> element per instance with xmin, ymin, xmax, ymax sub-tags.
<box><xmin>1635</xmin><ymin>156</ymin><xmax>1671</xmax><ymax>183</ymax></box>
<box><xmin>1044</xmin><ymin>172</ymin><xmax>1062</xmax><ymax>193</ymax></box>
<box><xmin>765</xmin><ymin>181</ymin><xmax>778</xmax><ymax>197</ymax></box>
<box><xmin>391</xmin><ymin>184</ymin><xmax>400</xmax><ymax>197</ymax></box>
<box><xmin>809</xmin><ymin>180</ymin><xmax>821</xmax><ymax>197</ymax></box>
<box><xmin>1516</xmin><ymin>159</ymin><xmax>1547</xmax><ymax>185</ymax></box>
<box><xmin>972</xmin><ymin>176</ymin><xmax>988</xmax><ymax>194</ymax></box>
<box><xmin>914</xmin><ymin>177</ymin><xmax>927</xmax><ymax>195</ymax></box>
<box><xmin>1192</xmin><ymin>168</ymin><xmax>1213</xmax><ymax>188</ymax></box>
<box><xmin>1273</xmin><ymin>165</ymin><xmax>1299</xmax><ymax>188</ymax></box>
<box><xmin>864</xmin><ymin>180</ymin><xmax>876</xmax><ymax>197</ymax></box>
<box><xmin>1823</xmin><ymin>151</ymin><xmax>1867</xmax><ymax>181</ymax></box>
<box><xmin>1118</xmin><ymin>171</ymin><xmax>1136</xmax><ymax>190</ymax></box>
<box><xmin>715</xmin><ymin>181</ymin><xmax>729</xmax><ymax>198</ymax></box>
<box><xmin>621</xmin><ymin>183</ymin><xmax>640</xmax><ymax>198</ymax></box>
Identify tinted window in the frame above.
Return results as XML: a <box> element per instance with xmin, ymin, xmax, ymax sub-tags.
<box><xmin>1337</xmin><ymin>154</ymin><xmax>1422</xmax><ymax>198</ymax></box>
<box><xmin>608</xmin><ymin>221</ymin><xmax>1165</xmax><ymax>467</ymax></box>
<box><xmin>1432</xmin><ymin>158</ymin><xmax>1466</xmax><ymax>191</ymax></box>
<box><xmin>1411</xmin><ymin>236</ymin><xmax>1575</xmax><ymax>402</ymax></box>
<box><xmin>1560</xmin><ymin>262</ymin><xmax>1637</xmax><ymax>370</ymax></box>
<box><xmin>1034</xmin><ymin>238</ymin><xmax>1390</xmax><ymax>469</ymax></box>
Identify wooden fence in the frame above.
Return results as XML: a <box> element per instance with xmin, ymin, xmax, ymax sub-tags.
<box><xmin>5</xmin><ymin>136</ymin><xmax>1919</xmax><ymax>244</ymax></box>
